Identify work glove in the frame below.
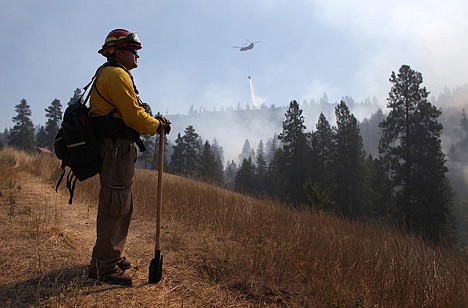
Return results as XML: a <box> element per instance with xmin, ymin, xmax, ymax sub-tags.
<box><xmin>155</xmin><ymin>116</ymin><xmax>171</xmax><ymax>134</ymax></box>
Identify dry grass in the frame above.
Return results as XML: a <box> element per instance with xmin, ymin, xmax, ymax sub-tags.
<box><xmin>1</xmin><ymin>147</ymin><xmax>468</xmax><ymax>307</ymax></box>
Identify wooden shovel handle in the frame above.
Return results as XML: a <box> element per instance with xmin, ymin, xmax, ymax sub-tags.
<box><xmin>155</xmin><ymin>129</ymin><xmax>164</xmax><ymax>250</ymax></box>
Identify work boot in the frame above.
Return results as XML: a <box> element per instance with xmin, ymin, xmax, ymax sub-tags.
<box><xmin>99</xmin><ymin>268</ymin><xmax>133</xmax><ymax>286</ymax></box>
<box><xmin>117</xmin><ymin>257</ymin><xmax>131</xmax><ymax>271</ymax></box>
<box><xmin>89</xmin><ymin>267</ymin><xmax>133</xmax><ymax>286</ymax></box>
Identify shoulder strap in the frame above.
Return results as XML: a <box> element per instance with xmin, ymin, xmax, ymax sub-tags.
<box><xmin>82</xmin><ymin>63</ymin><xmax>108</xmax><ymax>106</ymax></box>
<box><xmin>78</xmin><ymin>61</ymin><xmax>138</xmax><ymax>108</ymax></box>
<box><xmin>106</xmin><ymin>61</ymin><xmax>139</xmax><ymax>94</ymax></box>
<box><xmin>91</xmin><ymin>61</ymin><xmax>141</xmax><ymax>116</ymax></box>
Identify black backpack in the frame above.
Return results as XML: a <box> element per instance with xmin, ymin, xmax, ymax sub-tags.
<box><xmin>54</xmin><ymin>65</ymin><xmax>114</xmax><ymax>204</ymax></box>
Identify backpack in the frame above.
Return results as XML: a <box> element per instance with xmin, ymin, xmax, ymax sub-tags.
<box><xmin>54</xmin><ymin>65</ymin><xmax>114</xmax><ymax>204</ymax></box>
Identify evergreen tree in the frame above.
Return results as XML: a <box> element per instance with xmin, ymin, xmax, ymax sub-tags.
<box><xmin>303</xmin><ymin>179</ymin><xmax>335</xmax><ymax>211</ymax></box>
<box><xmin>140</xmin><ymin>134</ymin><xmax>155</xmax><ymax>169</ymax></box>
<box><xmin>0</xmin><ymin>128</ymin><xmax>8</xmax><ymax>149</ymax></box>
<box><xmin>182</xmin><ymin>125</ymin><xmax>201</xmax><ymax>177</ymax></box>
<box><xmin>360</xmin><ymin>108</ymin><xmax>385</xmax><ymax>157</ymax></box>
<box><xmin>278</xmin><ymin>100</ymin><xmax>311</xmax><ymax>203</ymax></box>
<box><xmin>332</xmin><ymin>101</ymin><xmax>371</xmax><ymax>218</ymax></box>
<box><xmin>266</xmin><ymin>147</ymin><xmax>286</xmax><ymax>199</ymax></box>
<box><xmin>35</xmin><ymin>126</ymin><xmax>48</xmax><ymax>148</ymax></box>
<box><xmin>255</xmin><ymin>140</ymin><xmax>268</xmax><ymax>194</ymax></box>
<box><xmin>379</xmin><ymin>64</ymin><xmax>453</xmax><ymax>242</ymax></box>
<box><xmin>169</xmin><ymin>125</ymin><xmax>201</xmax><ymax>177</ymax></box>
<box><xmin>68</xmin><ymin>88</ymin><xmax>83</xmax><ymax>105</ymax></box>
<box><xmin>235</xmin><ymin>157</ymin><xmax>255</xmax><ymax>194</ymax></box>
<box><xmin>239</xmin><ymin>139</ymin><xmax>253</xmax><ymax>163</ymax></box>
<box><xmin>8</xmin><ymin>99</ymin><xmax>35</xmax><ymax>152</ymax></box>
<box><xmin>367</xmin><ymin>156</ymin><xmax>394</xmax><ymax>218</ymax></box>
<box><xmin>151</xmin><ymin>132</ymin><xmax>169</xmax><ymax>171</ymax></box>
<box><xmin>0</xmin><ymin>130</ymin><xmax>5</xmax><ymax>149</ymax></box>
<box><xmin>265</xmin><ymin>133</ymin><xmax>279</xmax><ymax>163</ymax></box>
<box><xmin>199</xmin><ymin>140</ymin><xmax>224</xmax><ymax>185</ymax></box>
<box><xmin>319</xmin><ymin>92</ymin><xmax>329</xmax><ymax>105</ymax></box>
<box><xmin>311</xmin><ymin>112</ymin><xmax>335</xmax><ymax>189</ymax></box>
<box><xmin>211</xmin><ymin>138</ymin><xmax>224</xmax><ymax>167</ymax></box>
<box><xmin>224</xmin><ymin>160</ymin><xmax>238</xmax><ymax>189</ymax></box>
<box><xmin>44</xmin><ymin>98</ymin><xmax>62</xmax><ymax>149</ymax></box>
<box><xmin>450</xmin><ymin>109</ymin><xmax>468</xmax><ymax>163</ymax></box>
<box><xmin>460</xmin><ymin>109</ymin><xmax>468</xmax><ymax>135</ymax></box>
<box><xmin>169</xmin><ymin>133</ymin><xmax>185</xmax><ymax>175</ymax></box>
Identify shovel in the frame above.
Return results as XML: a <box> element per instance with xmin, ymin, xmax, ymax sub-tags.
<box><xmin>149</xmin><ymin>129</ymin><xmax>165</xmax><ymax>283</ymax></box>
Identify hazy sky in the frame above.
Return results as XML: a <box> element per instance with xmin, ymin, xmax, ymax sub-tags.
<box><xmin>1</xmin><ymin>0</ymin><xmax>467</xmax><ymax>130</ymax></box>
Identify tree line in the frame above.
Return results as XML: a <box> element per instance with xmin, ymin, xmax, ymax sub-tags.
<box><xmin>0</xmin><ymin>64</ymin><xmax>457</xmax><ymax>244</ymax></box>
<box><xmin>167</xmin><ymin>64</ymin><xmax>454</xmax><ymax>244</ymax></box>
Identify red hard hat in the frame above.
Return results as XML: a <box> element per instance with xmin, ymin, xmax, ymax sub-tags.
<box><xmin>98</xmin><ymin>29</ymin><xmax>142</xmax><ymax>56</ymax></box>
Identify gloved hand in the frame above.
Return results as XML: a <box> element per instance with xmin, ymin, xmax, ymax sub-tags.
<box><xmin>155</xmin><ymin>116</ymin><xmax>171</xmax><ymax>134</ymax></box>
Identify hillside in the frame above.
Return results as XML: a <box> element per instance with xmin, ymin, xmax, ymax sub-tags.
<box><xmin>1</xmin><ymin>147</ymin><xmax>468</xmax><ymax>307</ymax></box>
<box><xmin>166</xmin><ymin>99</ymin><xmax>380</xmax><ymax>163</ymax></box>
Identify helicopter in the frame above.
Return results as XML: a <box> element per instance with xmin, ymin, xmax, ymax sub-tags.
<box><xmin>232</xmin><ymin>39</ymin><xmax>261</xmax><ymax>51</ymax></box>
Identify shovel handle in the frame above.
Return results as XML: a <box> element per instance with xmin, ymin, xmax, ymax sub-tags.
<box><xmin>155</xmin><ymin>129</ymin><xmax>164</xmax><ymax>251</ymax></box>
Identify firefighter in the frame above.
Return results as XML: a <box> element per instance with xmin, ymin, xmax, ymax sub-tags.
<box><xmin>88</xmin><ymin>28</ymin><xmax>170</xmax><ymax>286</ymax></box>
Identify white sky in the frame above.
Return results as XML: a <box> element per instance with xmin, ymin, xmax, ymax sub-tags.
<box><xmin>1</xmin><ymin>0</ymin><xmax>468</xmax><ymax>129</ymax></box>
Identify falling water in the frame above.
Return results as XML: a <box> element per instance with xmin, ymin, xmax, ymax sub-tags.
<box><xmin>248</xmin><ymin>76</ymin><xmax>265</xmax><ymax>109</ymax></box>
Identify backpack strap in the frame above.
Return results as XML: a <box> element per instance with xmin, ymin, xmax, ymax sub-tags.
<box><xmin>66</xmin><ymin>170</ymin><xmax>78</xmax><ymax>205</ymax></box>
<box><xmin>92</xmin><ymin>83</ymin><xmax>117</xmax><ymax>117</ymax></box>
<box><xmin>54</xmin><ymin>163</ymin><xmax>66</xmax><ymax>192</ymax></box>
<box><xmin>54</xmin><ymin>164</ymin><xmax>78</xmax><ymax>205</ymax></box>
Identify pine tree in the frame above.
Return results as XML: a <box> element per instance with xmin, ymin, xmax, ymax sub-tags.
<box><xmin>35</xmin><ymin>126</ymin><xmax>48</xmax><ymax>148</ymax></box>
<box><xmin>265</xmin><ymin>134</ymin><xmax>279</xmax><ymax>163</ymax></box>
<box><xmin>9</xmin><ymin>99</ymin><xmax>35</xmax><ymax>152</ymax></box>
<box><xmin>360</xmin><ymin>108</ymin><xmax>385</xmax><ymax>157</ymax></box>
<box><xmin>44</xmin><ymin>98</ymin><xmax>62</xmax><ymax>149</ymax></box>
<box><xmin>379</xmin><ymin>64</ymin><xmax>453</xmax><ymax>242</ymax></box>
<box><xmin>450</xmin><ymin>109</ymin><xmax>468</xmax><ymax>162</ymax></box>
<box><xmin>235</xmin><ymin>157</ymin><xmax>255</xmax><ymax>194</ymax></box>
<box><xmin>211</xmin><ymin>138</ymin><xmax>224</xmax><ymax>167</ymax></box>
<box><xmin>169</xmin><ymin>126</ymin><xmax>201</xmax><ymax>177</ymax></box>
<box><xmin>68</xmin><ymin>88</ymin><xmax>83</xmax><ymax>105</ymax></box>
<box><xmin>0</xmin><ymin>128</ymin><xmax>8</xmax><ymax>149</ymax></box>
<box><xmin>332</xmin><ymin>101</ymin><xmax>371</xmax><ymax>218</ymax></box>
<box><xmin>0</xmin><ymin>129</ymin><xmax>5</xmax><ymax>149</ymax></box>
<box><xmin>311</xmin><ymin>112</ymin><xmax>335</xmax><ymax>189</ymax></box>
<box><xmin>277</xmin><ymin>100</ymin><xmax>311</xmax><ymax>203</ymax></box>
<box><xmin>239</xmin><ymin>139</ymin><xmax>253</xmax><ymax>163</ymax></box>
<box><xmin>182</xmin><ymin>125</ymin><xmax>201</xmax><ymax>177</ymax></box>
<box><xmin>140</xmin><ymin>134</ymin><xmax>155</xmax><ymax>169</ymax></box>
<box><xmin>199</xmin><ymin>140</ymin><xmax>224</xmax><ymax>185</ymax></box>
<box><xmin>169</xmin><ymin>133</ymin><xmax>185</xmax><ymax>175</ymax></box>
<box><xmin>266</xmin><ymin>147</ymin><xmax>286</xmax><ymax>198</ymax></box>
<box><xmin>367</xmin><ymin>156</ymin><xmax>394</xmax><ymax>218</ymax></box>
<box><xmin>224</xmin><ymin>160</ymin><xmax>238</xmax><ymax>189</ymax></box>
<box><xmin>255</xmin><ymin>140</ymin><xmax>268</xmax><ymax>194</ymax></box>
<box><xmin>151</xmin><ymin>132</ymin><xmax>169</xmax><ymax>171</ymax></box>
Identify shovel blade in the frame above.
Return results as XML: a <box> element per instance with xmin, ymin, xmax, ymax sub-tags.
<box><xmin>148</xmin><ymin>250</ymin><xmax>163</xmax><ymax>283</ymax></box>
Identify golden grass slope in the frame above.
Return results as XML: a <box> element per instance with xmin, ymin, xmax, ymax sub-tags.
<box><xmin>0</xmin><ymin>147</ymin><xmax>468</xmax><ymax>307</ymax></box>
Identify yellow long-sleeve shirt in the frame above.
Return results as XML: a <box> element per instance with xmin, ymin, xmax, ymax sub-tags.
<box><xmin>90</xmin><ymin>65</ymin><xmax>159</xmax><ymax>135</ymax></box>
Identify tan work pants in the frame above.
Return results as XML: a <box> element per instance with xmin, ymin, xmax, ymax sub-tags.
<box><xmin>90</xmin><ymin>137</ymin><xmax>136</xmax><ymax>275</ymax></box>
